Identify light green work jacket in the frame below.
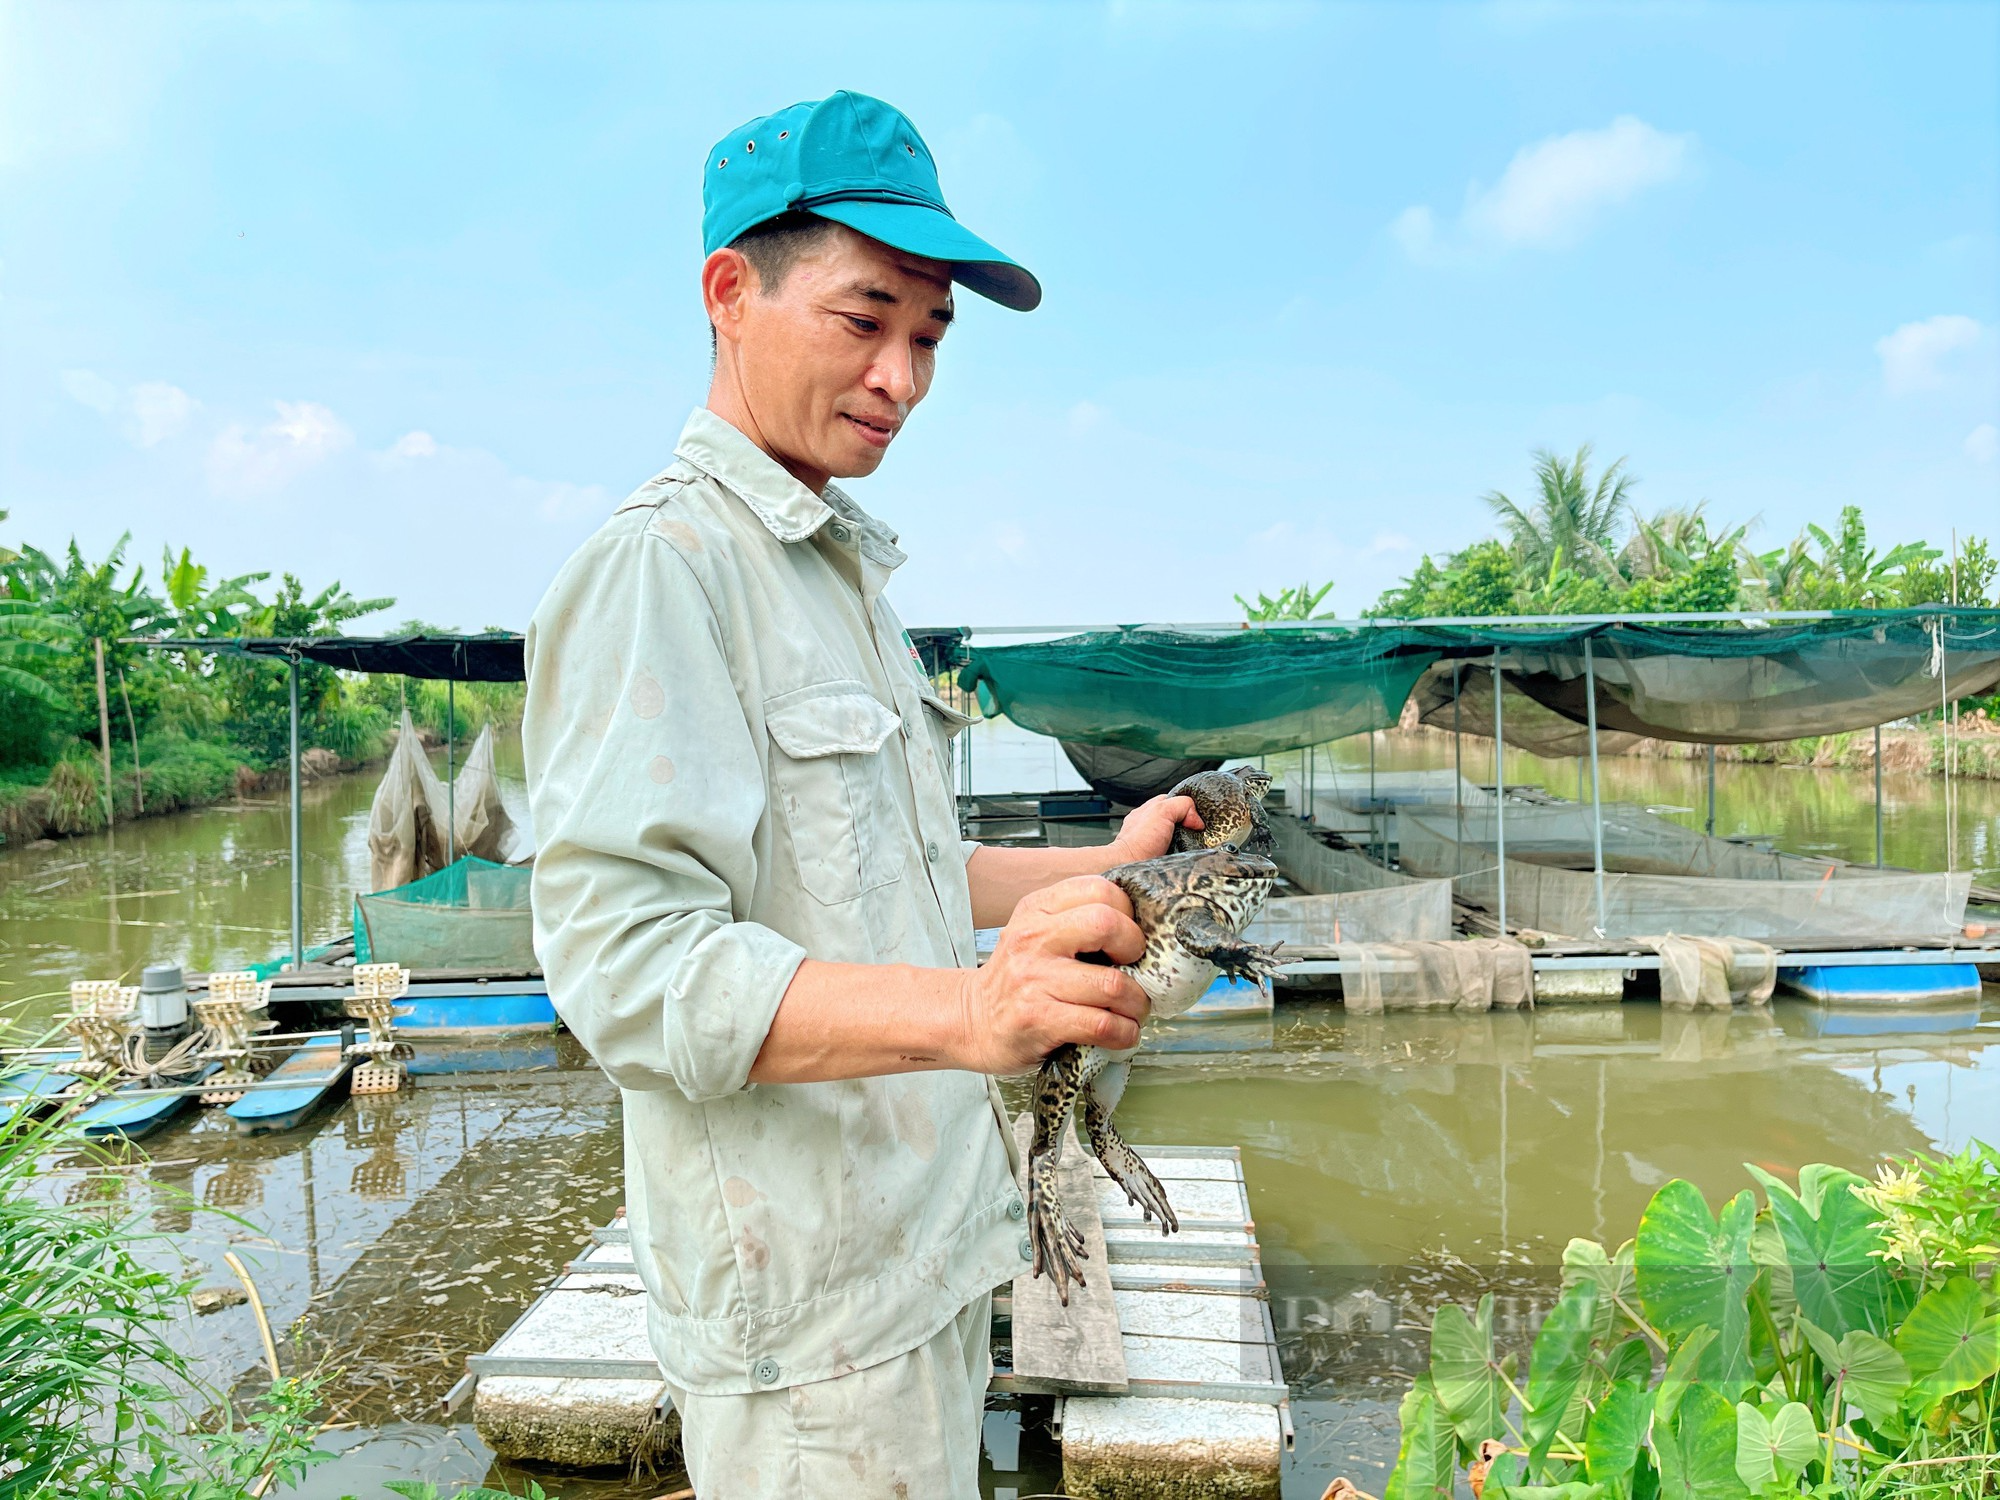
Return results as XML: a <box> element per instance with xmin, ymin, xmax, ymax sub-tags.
<box><xmin>522</xmin><ymin>408</ymin><xmax>1028</xmax><ymax>1396</ymax></box>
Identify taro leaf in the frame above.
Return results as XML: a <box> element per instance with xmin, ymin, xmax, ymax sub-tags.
<box><xmin>1603</xmin><ymin>1335</ymin><xmax>1654</xmax><ymax>1389</ymax></box>
<box><xmin>1486</xmin><ymin>1485</ymin><xmax>1608</xmax><ymax>1500</ymax></box>
<box><xmin>1385</xmin><ymin>1377</ymin><xmax>1459</xmax><ymax>1500</ymax></box>
<box><xmin>1635</xmin><ymin>1182</ymin><xmax>1756</xmax><ymax>1391</ymax></box>
<box><xmin>1746</xmin><ymin>1214</ymin><xmax>1795</xmax><ymax>1327</ymax></box>
<box><xmin>1744</xmin><ymin>1163</ymin><xmax>1901</xmax><ymax>1338</ymax></box>
<box><xmin>1525</xmin><ymin>1282</ymin><xmax>1600</xmax><ymax>1473</ymax></box>
<box><xmin>1565</xmin><ymin>1236</ymin><xmax>1638</xmax><ymax>1345</ymax></box>
<box><xmin>1433</xmin><ymin>1294</ymin><xmax>1508</xmax><ymax>1453</ymax></box>
<box><xmin>1798</xmin><ymin>1318</ymin><xmax>1910</xmax><ymax>1429</ymax></box>
<box><xmin>1655</xmin><ymin>1327</ymin><xmax>1718</xmax><ymax>1427</ymax></box>
<box><xmin>1895</xmin><ymin>1276</ymin><xmax>2000</xmax><ymax>1407</ymax></box>
<box><xmin>1732</xmin><ymin>1401</ymin><xmax>1818</xmax><ymax>1491</ymax></box>
<box><xmin>1656</xmin><ymin>1384</ymin><xmax>1751</xmax><ymax>1500</ymax></box>
<box><xmin>1585</xmin><ymin>1379</ymin><xmax>1651</xmax><ymax>1494</ymax></box>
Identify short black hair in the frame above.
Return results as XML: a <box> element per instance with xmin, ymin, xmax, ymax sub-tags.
<box><xmin>732</xmin><ymin>210</ymin><xmax>840</xmax><ymax>296</ymax></box>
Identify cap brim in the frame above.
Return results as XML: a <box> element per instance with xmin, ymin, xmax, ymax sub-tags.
<box><xmin>806</xmin><ymin>200</ymin><xmax>1042</xmax><ymax>312</ymax></box>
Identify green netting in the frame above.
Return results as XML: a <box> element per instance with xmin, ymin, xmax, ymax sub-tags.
<box><xmin>1487</xmin><ymin>610</ymin><xmax>2000</xmax><ymax>747</ymax></box>
<box><xmin>958</xmin><ymin>628</ymin><xmax>1436</xmax><ymax>757</ymax></box>
<box><xmin>353</xmin><ymin>856</ymin><xmax>536</xmax><ymax>971</ymax></box>
<box><xmin>959</xmin><ymin>609</ymin><xmax>2000</xmax><ymax>758</ymax></box>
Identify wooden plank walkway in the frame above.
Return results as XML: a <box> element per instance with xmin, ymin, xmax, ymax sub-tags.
<box><xmin>462</xmin><ymin>1132</ymin><xmax>1288</xmax><ymax>1495</ymax></box>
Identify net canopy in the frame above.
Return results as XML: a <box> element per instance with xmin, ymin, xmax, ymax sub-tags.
<box><xmin>956</xmin><ymin>609</ymin><xmax>2000</xmax><ymax>758</ymax></box>
<box><xmin>959</xmin><ymin>628</ymin><xmax>1435</xmax><ymax>757</ymax></box>
<box><xmin>1476</xmin><ymin>611</ymin><xmax>2000</xmax><ymax>748</ymax></box>
<box><xmin>1397</xmin><ymin>803</ymin><xmax>1972</xmax><ymax>942</ymax></box>
<box><xmin>353</xmin><ymin>856</ymin><xmax>536</xmax><ymax>970</ymax></box>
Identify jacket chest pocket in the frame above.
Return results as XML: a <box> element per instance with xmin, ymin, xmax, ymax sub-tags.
<box><xmin>765</xmin><ymin>683</ymin><xmax>907</xmax><ymax>905</ymax></box>
<box><xmin>915</xmin><ymin>683</ymin><xmax>974</xmax><ymax>797</ymax></box>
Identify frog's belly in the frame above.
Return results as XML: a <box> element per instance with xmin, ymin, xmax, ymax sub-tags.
<box><xmin>1124</xmin><ymin>945</ymin><xmax>1218</xmax><ymax>1024</ymax></box>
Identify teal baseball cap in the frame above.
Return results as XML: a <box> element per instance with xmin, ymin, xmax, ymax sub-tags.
<box><xmin>702</xmin><ymin>91</ymin><xmax>1041</xmax><ymax>312</ymax></box>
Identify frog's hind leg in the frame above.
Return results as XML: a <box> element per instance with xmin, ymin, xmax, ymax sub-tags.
<box><xmin>1027</xmin><ymin>1044</ymin><xmax>1092</xmax><ymax>1304</ymax></box>
<box><xmin>1174</xmin><ymin>910</ymin><xmax>1284</xmax><ymax>983</ymax></box>
<box><xmin>1082</xmin><ymin>1058</ymin><xmax>1179</xmax><ymax>1235</ymax></box>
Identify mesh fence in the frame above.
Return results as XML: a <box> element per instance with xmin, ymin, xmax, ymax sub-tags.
<box><xmin>354</xmin><ymin>856</ymin><xmax>537</xmax><ymax>971</ymax></box>
<box><xmin>1397</xmin><ymin>804</ymin><xmax>1971</xmax><ymax>942</ymax></box>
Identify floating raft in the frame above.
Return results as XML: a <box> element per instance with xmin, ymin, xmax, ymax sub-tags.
<box><xmin>995</xmin><ymin>1122</ymin><xmax>1289</xmax><ymax>1499</ymax></box>
<box><xmin>459</xmin><ymin>1132</ymin><xmax>1289</xmax><ymax>1496</ymax></box>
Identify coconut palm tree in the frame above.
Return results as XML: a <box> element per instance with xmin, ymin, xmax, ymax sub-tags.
<box><xmin>1483</xmin><ymin>444</ymin><xmax>1634</xmax><ymax>583</ymax></box>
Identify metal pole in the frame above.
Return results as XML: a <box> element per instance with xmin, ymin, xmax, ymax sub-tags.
<box><xmin>446</xmin><ymin>679</ymin><xmax>457</xmax><ymax>866</ymax></box>
<box><xmin>288</xmin><ymin>657</ymin><xmax>302</xmax><ymax>971</ymax></box>
<box><xmin>1584</xmin><ymin>636</ymin><xmax>1607</xmax><ymax>936</ymax></box>
<box><xmin>1306</xmin><ymin>744</ymin><xmax>1315</xmax><ymax>824</ymax></box>
<box><xmin>94</xmin><ymin>638</ymin><xmax>116</xmax><ymax>827</ymax></box>
<box><xmin>1453</xmin><ymin>664</ymin><xmax>1463</xmax><ymax>877</ymax></box>
<box><xmin>1491</xmin><ymin>650</ymin><xmax>1507</xmax><ymax>934</ymax></box>
<box><xmin>1874</xmin><ymin>723</ymin><xmax>1884</xmax><ymax>868</ymax></box>
<box><xmin>1705</xmin><ymin>744</ymin><xmax>1716</xmax><ymax>837</ymax></box>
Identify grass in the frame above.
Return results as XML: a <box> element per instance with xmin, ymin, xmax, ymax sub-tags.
<box><xmin>0</xmin><ymin>1060</ymin><xmax>564</xmax><ymax>1499</ymax></box>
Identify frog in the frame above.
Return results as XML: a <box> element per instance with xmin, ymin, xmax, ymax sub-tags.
<box><xmin>1169</xmin><ymin>764</ymin><xmax>1277</xmax><ymax>857</ymax></box>
<box><xmin>1025</xmin><ymin>844</ymin><xmax>1283</xmax><ymax>1304</ymax></box>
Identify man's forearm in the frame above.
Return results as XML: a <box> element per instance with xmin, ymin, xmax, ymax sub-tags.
<box><xmin>964</xmin><ymin>843</ymin><xmax>1129</xmax><ymax>929</ymax></box>
<box><xmin>748</xmin><ymin>958</ymin><xmax>972</xmax><ymax>1084</ymax></box>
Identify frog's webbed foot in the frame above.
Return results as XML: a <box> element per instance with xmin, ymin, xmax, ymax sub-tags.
<box><xmin>1174</xmin><ymin>910</ymin><xmax>1285</xmax><ymax>983</ymax></box>
<box><xmin>1027</xmin><ymin>1045</ymin><xmax>1090</xmax><ymax>1305</ymax></box>
<box><xmin>1084</xmin><ymin>1086</ymin><xmax>1178</xmax><ymax>1235</ymax></box>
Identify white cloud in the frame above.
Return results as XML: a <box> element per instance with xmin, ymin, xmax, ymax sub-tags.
<box><xmin>128</xmin><ymin>382</ymin><xmax>197</xmax><ymax>446</ymax></box>
<box><xmin>989</xmin><ymin>521</ymin><xmax>1028</xmax><ymax>561</ymax></box>
<box><xmin>533</xmin><ymin>479</ymin><xmax>610</xmax><ymax>520</ymax></box>
<box><xmin>1390</xmin><ymin>206</ymin><xmax>1437</xmax><ymax>259</ymax></box>
<box><xmin>61</xmin><ymin>368</ymin><xmax>120</xmax><ymax>414</ymax></box>
<box><xmin>1394</xmin><ymin>116</ymin><xmax>1694</xmax><ymax>260</ymax></box>
<box><xmin>1876</xmin><ymin>314</ymin><xmax>1986</xmax><ymax>395</ymax></box>
<box><xmin>61</xmin><ymin>370</ymin><xmax>199</xmax><ymax>445</ymax></box>
<box><xmin>208</xmin><ymin>399</ymin><xmax>354</xmax><ymax>496</ymax></box>
<box><xmin>390</xmin><ymin>430</ymin><xmax>439</xmax><ymax>459</ymax></box>
<box><xmin>1968</xmin><ymin>423</ymin><xmax>1999</xmax><ymax>464</ymax></box>
<box><xmin>1066</xmin><ymin>400</ymin><xmax>1106</xmax><ymax>435</ymax></box>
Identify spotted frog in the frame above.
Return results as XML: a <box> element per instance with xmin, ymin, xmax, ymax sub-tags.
<box><xmin>1025</xmin><ymin>845</ymin><xmax>1283</xmax><ymax>1303</ymax></box>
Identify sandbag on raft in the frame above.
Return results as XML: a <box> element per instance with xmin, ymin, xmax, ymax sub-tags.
<box><xmin>1330</xmin><ymin>937</ymin><xmax>1535</xmax><ymax>1014</ymax></box>
<box><xmin>1643</xmin><ymin>934</ymin><xmax>1778</xmax><ymax>1009</ymax></box>
<box><xmin>368</xmin><ymin>710</ymin><xmax>449</xmax><ymax>892</ymax></box>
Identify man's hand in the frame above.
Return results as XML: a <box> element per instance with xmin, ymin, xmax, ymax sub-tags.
<box><xmin>953</xmin><ymin>876</ymin><xmax>1152</xmax><ymax>1075</ymax></box>
<box><xmin>1106</xmin><ymin>793</ymin><xmax>1201</xmax><ymax>865</ymax></box>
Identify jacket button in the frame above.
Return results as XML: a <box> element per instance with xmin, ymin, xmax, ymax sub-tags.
<box><xmin>829</xmin><ymin>524</ymin><xmax>850</xmax><ymax>542</ymax></box>
<box><xmin>753</xmin><ymin>1356</ymin><xmax>781</xmax><ymax>1385</ymax></box>
<box><xmin>1018</xmin><ymin>1234</ymin><xmax>1035</xmax><ymax>1262</ymax></box>
<box><xmin>1007</xmin><ymin>1197</ymin><xmax>1026</xmax><ymax>1221</ymax></box>
<box><xmin>926</xmin><ymin>840</ymin><xmax>939</xmax><ymax>862</ymax></box>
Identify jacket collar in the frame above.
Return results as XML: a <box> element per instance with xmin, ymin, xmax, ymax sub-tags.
<box><xmin>673</xmin><ymin>409</ymin><xmax>905</xmax><ymax>572</ymax></box>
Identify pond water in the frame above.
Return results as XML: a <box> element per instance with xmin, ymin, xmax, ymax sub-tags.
<box><xmin>3</xmin><ymin>724</ymin><xmax>1995</xmax><ymax>1499</ymax></box>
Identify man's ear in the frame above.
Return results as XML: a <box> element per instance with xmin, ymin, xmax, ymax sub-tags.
<box><xmin>702</xmin><ymin>247</ymin><xmax>756</xmax><ymax>344</ymax></box>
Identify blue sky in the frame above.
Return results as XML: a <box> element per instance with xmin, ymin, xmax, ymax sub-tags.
<box><xmin>4</xmin><ymin>0</ymin><xmax>1995</xmax><ymax>631</ymax></box>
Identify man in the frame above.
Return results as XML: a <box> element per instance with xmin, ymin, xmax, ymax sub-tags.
<box><xmin>523</xmin><ymin>91</ymin><xmax>1198</xmax><ymax>1497</ymax></box>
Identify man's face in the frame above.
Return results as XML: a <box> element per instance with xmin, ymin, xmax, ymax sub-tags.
<box><xmin>724</xmin><ymin>225</ymin><xmax>954</xmax><ymax>484</ymax></box>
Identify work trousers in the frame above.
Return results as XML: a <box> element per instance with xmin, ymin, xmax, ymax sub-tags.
<box><xmin>663</xmin><ymin>1291</ymin><xmax>992</xmax><ymax>1499</ymax></box>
